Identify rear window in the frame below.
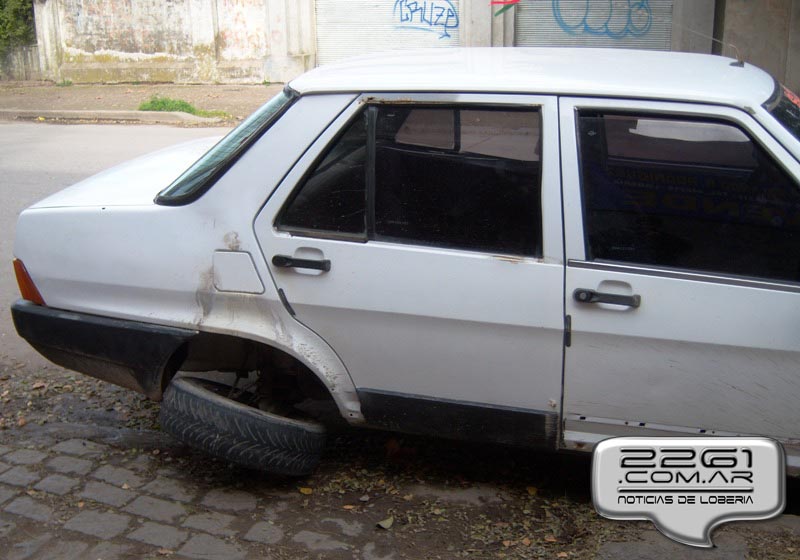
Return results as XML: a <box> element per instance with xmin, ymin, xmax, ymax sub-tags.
<box><xmin>156</xmin><ymin>88</ymin><xmax>297</xmax><ymax>205</ymax></box>
<box><xmin>765</xmin><ymin>82</ymin><xmax>800</xmax><ymax>143</ymax></box>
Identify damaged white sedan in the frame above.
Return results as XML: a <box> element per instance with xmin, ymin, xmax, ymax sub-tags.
<box><xmin>12</xmin><ymin>48</ymin><xmax>800</xmax><ymax>476</ymax></box>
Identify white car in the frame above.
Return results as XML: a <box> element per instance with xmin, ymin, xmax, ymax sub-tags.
<box><xmin>11</xmin><ymin>48</ymin><xmax>800</xmax><ymax>476</ymax></box>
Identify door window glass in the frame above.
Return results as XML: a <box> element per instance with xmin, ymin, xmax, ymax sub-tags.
<box><xmin>578</xmin><ymin>111</ymin><xmax>800</xmax><ymax>282</ymax></box>
<box><xmin>278</xmin><ymin>113</ymin><xmax>367</xmax><ymax>237</ymax></box>
<box><xmin>279</xmin><ymin>104</ymin><xmax>543</xmax><ymax>257</ymax></box>
<box><xmin>375</xmin><ymin>106</ymin><xmax>542</xmax><ymax>256</ymax></box>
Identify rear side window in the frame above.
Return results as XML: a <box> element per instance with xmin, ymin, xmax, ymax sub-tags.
<box><xmin>278</xmin><ymin>113</ymin><xmax>367</xmax><ymax>237</ymax></box>
<box><xmin>279</xmin><ymin>105</ymin><xmax>543</xmax><ymax>257</ymax></box>
<box><xmin>157</xmin><ymin>88</ymin><xmax>296</xmax><ymax>205</ymax></box>
<box><xmin>577</xmin><ymin>111</ymin><xmax>800</xmax><ymax>282</ymax></box>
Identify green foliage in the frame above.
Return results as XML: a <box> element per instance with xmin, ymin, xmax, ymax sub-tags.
<box><xmin>138</xmin><ymin>95</ymin><xmax>231</xmax><ymax>119</ymax></box>
<box><xmin>55</xmin><ymin>79</ymin><xmax>72</xmax><ymax>87</ymax></box>
<box><xmin>0</xmin><ymin>0</ymin><xmax>34</xmax><ymax>59</ymax></box>
<box><xmin>139</xmin><ymin>95</ymin><xmax>198</xmax><ymax>114</ymax></box>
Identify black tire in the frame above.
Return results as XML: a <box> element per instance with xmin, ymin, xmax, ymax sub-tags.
<box><xmin>159</xmin><ymin>376</ymin><xmax>326</xmax><ymax>476</ymax></box>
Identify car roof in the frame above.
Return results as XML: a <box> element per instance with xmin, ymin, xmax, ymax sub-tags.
<box><xmin>289</xmin><ymin>48</ymin><xmax>776</xmax><ymax>109</ymax></box>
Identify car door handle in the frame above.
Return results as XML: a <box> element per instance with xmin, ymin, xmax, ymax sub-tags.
<box><xmin>573</xmin><ymin>289</ymin><xmax>641</xmax><ymax>308</ymax></box>
<box><xmin>272</xmin><ymin>255</ymin><xmax>331</xmax><ymax>272</ymax></box>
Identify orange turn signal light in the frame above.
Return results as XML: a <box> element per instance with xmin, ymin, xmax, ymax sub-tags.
<box><xmin>13</xmin><ymin>259</ymin><xmax>46</xmax><ymax>305</ymax></box>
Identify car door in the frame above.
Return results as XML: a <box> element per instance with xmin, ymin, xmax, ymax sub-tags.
<box><xmin>559</xmin><ymin>97</ymin><xmax>800</xmax><ymax>464</ymax></box>
<box><xmin>254</xmin><ymin>93</ymin><xmax>564</xmax><ymax>445</ymax></box>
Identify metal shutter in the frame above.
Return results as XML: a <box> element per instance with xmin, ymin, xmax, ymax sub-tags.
<box><xmin>515</xmin><ymin>0</ymin><xmax>673</xmax><ymax>51</ymax></box>
<box><xmin>315</xmin><ymin>0</ymin><xmax>461</xmax><ymax>66</ymax></box>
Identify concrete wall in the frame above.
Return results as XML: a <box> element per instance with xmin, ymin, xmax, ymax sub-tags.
<box><xmin>33</xmin><ymin>0</ymin><xmax>314</xmax><ymax>83</ymax></box>
<box><xmin>1</xmin><ymin>45</ymin><xmax>42</xmax><ymax>80</ymax></box>
<box><xmin>672</xmin><ymin>0</ymin><xmax>716</xmax><ymax>53</ymax></box>
<box><xmin>26</xmin><ymin>0</ymin><xmax>757</xmax><ymax>86</ymax></box>
<box><xmin>719</xmin><ymin>0</ymin><xmax>800</xmax><ymax>91</ymax></box>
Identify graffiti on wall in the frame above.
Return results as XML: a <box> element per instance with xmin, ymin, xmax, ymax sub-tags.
<box><xmin>394</xmin><ymin>1</ymin><xmax>460</xmax><ymax>38</ymax></box>
<box><xmin>552</xmin><ymin>0</ymin><xmax>653</xmax><ymax>38</ymax></box>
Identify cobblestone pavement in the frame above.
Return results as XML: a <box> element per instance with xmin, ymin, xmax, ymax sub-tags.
<box><xmin>0</xmin><ymin>401</ymin><xmax>799</xmax><ymax>560</ymax></box>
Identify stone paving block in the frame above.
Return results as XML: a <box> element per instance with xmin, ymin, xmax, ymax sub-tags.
<box><xmin>4</xmin><ymin>449</ymin><xmax>47</xmax><ymax>466</ymax></box>
<box><xmin>7</xmin><ymin>533</ymin><xmax>51</xmax><ymax>560</ymax></box>
<box><xmin>363</xmin><ymin>542</ymin><xmax>397</xmax><ymax>560</ymax></box>
<box><xmin>36</xmin><ymin>540</ymin><xmax>89</xmax><ymax>560</ymax></box>
<box><xmin>201</xmin><ymin>488</ymin><xmax>257</xmax><ymax>512</ymax></box>
<box><xmin>594</xmin><ymin>531</ymin><xmax>747</xmax><ymax>560</ymax></box>
<box><xmin>127</xmin><ymin>521</ymin><xmax>188</xmax><ymax>549</ymax></box>
<box><xmin>0</xmin><ymin>513</ymin><xmax>16</xmax><ymax>538</ymax></box>
<box><xmin>4</xmin><ymin>496</ymin><xmax>53</xmax><ymax>522</ymax></box>
<box><xmin>178</xmin><ymin>533</ymin><xmax>246</xmax><ymax>560</ymax></box>
<box><xmin>292</xmin><ymin>530</ymin><xmax>349</xmax><ymax>552</ymax></box>
<box><xmin>123</xmin><ymin>495</ymin><xmax>186</xmax><ymax>523</ymax></box>
<box><xmin>0</xmin><ymin>484</ymin><xmax>18</xmax><ymax>505</ymax></box>
<box><xmin>79</xmin><ymin>481</ymin><xmax>135</xmax><ymax>507</ymax></box>
<box><xmin>0</xmin><ymin>445</ymin><xmax>10</xmax><ymax>456</ymax></box>
<box><xmin>34</xmin><ymin>474</ymin><xmax>79</xmax><ymax>496</ymax></box>
<box><xmin>323</xmin><ymin>517</ymin><xmax>364</xmax><ymax>537</ymax></box>
<box><xmin>125</xmin><ymin>454</ymin><xmax>155</xmax><ymax>472</ymax></box>
<box><xmin>0</xmin><ymin>461</ymin><xmax>11</xmax><ymax>474</ymax></box>
<box><xmin>89</xmin><ymin>542</ymin><xmax>135</xmax><ymax>560</ymax></box>
<box><xmin>64</xmin><ymin>510</ymin><xmax>132</xmax><ymax>539</ymax></box>
<box><xmin>0</xmin><ymin>466</ymin><xmax>40</xmax><ymax>487</ymax></box>
<box><xmin>142</xmin><ymin>476</ymin><xmax>196</xmax><ymax>503</ymax></box>
<box><xmin>243</xmin><ymin>521</ymin><xmax>284</xmax><ymax>544</ymax></box>
<box><xmin>182</xmin><ymin>512</ymin><xmax>237</xmax><ymax>536</ymax></box>
<box><xmin>46</xmin><ymin>455</ymin><xmax>93</xmax><ymax>476</ymax></box>
<box><xmin>52</xmin><ymin>439</ymin><xmax>108</xmax><ymax>457</ymax></box>
<box><xmin>92</xmin><ymin>464</ymin><xmax>144</xmax><ymax>488</ymax></box>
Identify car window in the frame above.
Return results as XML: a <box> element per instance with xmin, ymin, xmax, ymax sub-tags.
<box><xmin>578</xmin><ymin>111</ymin><xmax>800</xmax><ymax>282</ymax></box>
<box><xmin>764</xmin><ymin>82</ymin><xmax>800</xmax><ymax>143</ymax></box>
<box><xmin>374</xmin><ymin>106</ymin><xmax>541</xmax><ymax>255</ymax></box>
<box><xmin>279</xmin><ymin>104</ymin><xmax>543</xmax><ymax>257</ymax></box>
<box><xmin>157</xmin><ymin>88</ymin><xmax>297</xmax><ymax>205</ymax></box>
<box><xmin>278</xmin><ymin>113</ymin><xmax>367</xmax><ymax>237</ymax></box>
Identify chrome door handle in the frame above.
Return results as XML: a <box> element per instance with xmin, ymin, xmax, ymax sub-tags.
<box><xmin>272</xmin><ymin>255</ymin><xmax>331</xmax><ymax>272</ymax></box>
<box><xmin>573</xmin><ymin>288</ymin><xmax>640</xmax><ymax>308</ymax></box>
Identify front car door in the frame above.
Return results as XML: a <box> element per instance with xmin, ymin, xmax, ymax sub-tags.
<box><xmin>559</xmin><ymin>97</ymin><xmax>800</xmax><ymax>472</ymax></box>
<box><xmin>255</xmin><ymin>93</ymin><xmax>564</xmax><ymax>445</ymax></box>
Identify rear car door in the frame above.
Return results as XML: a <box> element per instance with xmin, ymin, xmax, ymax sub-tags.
<box><xmin>255</xmin><ymin>94</ymin><xmax>564</xmax><ymax>444</ymax></box>
<box><xmin>559</xmin><ymin>97</ymin><xmax>800</xmax><ymax>469</ymax></box>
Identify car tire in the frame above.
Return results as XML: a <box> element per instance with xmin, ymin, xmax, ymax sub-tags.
<box><xmin>159</xmin><ymin>376</ymin><xmax>326</xmax><ymax>476</ymax></box>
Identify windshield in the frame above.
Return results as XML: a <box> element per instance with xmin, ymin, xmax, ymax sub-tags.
<box><xmin>764</xmin><ymin>82</ymin><xmax>800</xmax><ymax>143</ymax></box>
<box><xmin>156</xmin><ymin>87</ymin><xmax>297</xmax><ymax>205</ymax></box>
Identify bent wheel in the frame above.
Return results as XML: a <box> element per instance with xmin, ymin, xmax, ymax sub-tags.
<box><xmin>159</xmin><ymin>376</ymin><xmax>326</xmax><ymax>476</ymax></box>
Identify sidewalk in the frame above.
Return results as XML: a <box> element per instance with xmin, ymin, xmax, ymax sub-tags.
<box><xmin>0</xmin><ymin>82</ymin><xmax>284</xmax><ymax>125</ymax></box>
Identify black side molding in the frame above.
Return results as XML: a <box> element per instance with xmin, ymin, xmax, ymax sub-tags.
<box><xmin>11</xmin><ymin>300</ymin><xmax>197</xmax><ymax>400</ymax></box>
<box><xmin>358</xmin><ymin>388</ymin><xmax>558</xmax><ymax>449</ymax></box>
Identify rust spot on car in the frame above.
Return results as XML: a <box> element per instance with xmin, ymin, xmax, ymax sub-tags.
<box><xmin>491</xmin><ymin>255</ymin><xmax>524</xmax><ymax>264</ymax></box>
<box><xmin>223</xmin><ymin>231</ymin><xmax>241</xmax><ymax>251</ymax></box>
<box><xmin>195</xmin><ymin>267</ymin><xmax>215</xmax><ymax>323</ymax></box>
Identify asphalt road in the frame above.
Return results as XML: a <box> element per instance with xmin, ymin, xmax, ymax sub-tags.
<box><xmin>0</xmin><ymin>122</ymin><xmax>227</xmax><ymax>366</ymax></box>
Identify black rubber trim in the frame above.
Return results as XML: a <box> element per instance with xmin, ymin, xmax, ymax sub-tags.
<box><xmin>11</xmin><ymin>300</ymin><xmax>197</xmax><ymax>400</ymax></box>
<box><xmin>358</xmin><ymin>388</ymin><xmax>558</xmax><ymax>448</ymax></box>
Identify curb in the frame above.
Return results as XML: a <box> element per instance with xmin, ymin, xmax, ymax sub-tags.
<box><xmin>0</xmin><ymin>109</ymin><xmax>222</xmax><ymax>124</ymax></box>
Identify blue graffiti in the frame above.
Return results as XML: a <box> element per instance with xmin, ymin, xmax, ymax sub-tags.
<box><xmin>552</xmin><ymin>0</ymin><xmax>652</xmax><ymax>39</ymax></box>
<box><xmin>394</xmin><ymin>1</ymin><xmax>459</xmax><ymax>39</ymax></box>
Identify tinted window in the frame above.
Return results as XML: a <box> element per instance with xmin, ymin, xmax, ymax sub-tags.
<box><xmin>765</xmin><ymin>83</ymin><xmax>800</xmax><ymax>143</ymax></box>
<box><xmin>278</xmin><ymin>114</ymin><xmax>367</xmax><ymax>237</ymax></box>
<box><xmin>578</xmin><ymin>112</ymin><xmax>800</xmax><ymax>282</ymax></box>
<box><xmin>279</xmin><ymin>105</ymin><xmax>543</xmax><ymax>257</ymax></box>
<box><xmin>375</xmin><ymin>106</ymin><xmax>542</xmax><ymax>256</ymax></box>
<box><xmin>157</xmin><ymin>88</ymin><xmax>296</xmax><ymax>205</ymax></box>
